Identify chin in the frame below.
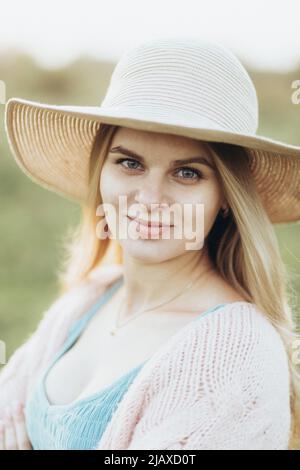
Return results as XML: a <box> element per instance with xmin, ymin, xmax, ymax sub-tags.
<box><xmin>119</xmin><ymin>239</ymin><xmax>186</xmax><ymax>264</ymax></box>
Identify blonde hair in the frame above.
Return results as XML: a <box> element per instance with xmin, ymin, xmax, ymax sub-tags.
<box><xmin>56</xmin><ymin>123</ymin><xmax>300</xmax><ymax>450</ymax></box>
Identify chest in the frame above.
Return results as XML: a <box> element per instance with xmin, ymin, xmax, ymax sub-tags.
<box><xmin>44</xmin><ymin>300</ymin><xmax>199</xmax><ymax>406</ymax></box>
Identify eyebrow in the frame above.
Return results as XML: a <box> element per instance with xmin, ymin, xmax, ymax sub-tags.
<box><xmin>109</xmin><ymin>145</ymin><xmax>214</xmax><ymax>170</ymax></box>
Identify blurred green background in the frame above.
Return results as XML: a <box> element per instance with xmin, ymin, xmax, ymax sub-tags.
<box><xmin>0</xmin><ymin>52</ymin><xmax>299</xmax><ymax>363</ymax></box>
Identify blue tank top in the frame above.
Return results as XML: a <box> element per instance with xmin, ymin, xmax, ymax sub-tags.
<box><xmin>25</xmin><ymin>275</ymin><xmax>229</xmax><ymax>450</ymax></box>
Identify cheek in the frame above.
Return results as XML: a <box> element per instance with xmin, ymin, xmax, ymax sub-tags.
<box><xmin>99</xmin><ymin>166</ymin><xmax>133</xmax><ymax>233</ymax></box>
<box><xmin>100</xmin><ymin>165</ymin><xmax>123</xmax><ymax>205</ymax></box>
<box><xmin>202</xmin><ymin>189</ymin><xmax>223</xmax><ymax>234</ymax></box>
<box><xmin>185</xmin><ymin>187</ymin><xmax>222</xmax><ymax>234</ymax></box>
<box><xmin>100</xmin><ymin>165</ymin><xmax>132</xmax><ymax>202</ymax></box>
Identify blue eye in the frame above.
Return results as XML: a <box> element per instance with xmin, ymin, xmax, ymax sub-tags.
<box><xmin>116</xmin><ymin>158</ymin><xmax>141</xmax><ymax>171</ymax></box>
<box><xmin>115</xmin><ymin>158</ymin><xmax>203</xmax><ymax>181</ymax></box>
<box><xmin>175</xmin><ymin>167</ymin><xmax>202</xmax><ymax>180</ymax></box>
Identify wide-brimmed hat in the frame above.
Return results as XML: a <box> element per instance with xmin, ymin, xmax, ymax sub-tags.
<box><xmin>4</xmin><ymin>37</ymin><xmax>300</xmax><ymax>224</ymax></box>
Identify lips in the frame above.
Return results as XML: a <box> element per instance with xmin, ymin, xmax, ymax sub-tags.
<box><xmin>128</xmin><ymin>216</ymin><xmax>173</xmax><ymax>228</ymax></box>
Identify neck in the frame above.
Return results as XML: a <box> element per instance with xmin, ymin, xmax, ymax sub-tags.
<box><xmin>120</xmin><ymin>246</ymin><xmax>216</xmax><ymax>317</ymax></box>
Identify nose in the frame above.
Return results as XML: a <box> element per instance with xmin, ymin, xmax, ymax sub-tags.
<box><xmin>134</xmin><ymin>178</ymin><xmax>168</xmax><ymax>210</ymax></box>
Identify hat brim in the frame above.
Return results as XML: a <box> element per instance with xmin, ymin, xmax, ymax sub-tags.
<box><xmin>4</xmin><ymin>97</ymin><xmax>300</xmax><ymax>224</ymax></box>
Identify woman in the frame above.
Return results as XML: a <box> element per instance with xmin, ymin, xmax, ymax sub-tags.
<box><xmin>1</xmin><ymin>37</ymin><xmax>300</xmax><ymax>450</ymax></box>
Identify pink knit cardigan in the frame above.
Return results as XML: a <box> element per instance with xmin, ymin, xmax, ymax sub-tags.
<box><xmin>0</xmin><ymin>264</ymin><xmax>292</xmax><ymax>450</ymax></box>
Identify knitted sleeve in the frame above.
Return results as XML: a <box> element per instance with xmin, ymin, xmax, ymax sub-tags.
<box><xmin>126</xmin><ymin>303</ymin><xmax>291</xmax><ymax>450</ymax></box>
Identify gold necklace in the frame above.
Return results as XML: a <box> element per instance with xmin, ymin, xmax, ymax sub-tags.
<box><xmin>109</xmin><ymin>267</ymin><xmax>212</xmax><ymax>335</ymax></box>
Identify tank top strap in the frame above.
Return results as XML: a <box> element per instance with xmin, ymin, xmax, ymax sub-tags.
<box><xmin>194</xmin><ymin>302</ymin><xmax>229</xmax><ymax>321</ymax></box>
<box><xmin>67</xmin><ymin>276</ymin><xmax>124</xmax><ymax>340</ymax></box>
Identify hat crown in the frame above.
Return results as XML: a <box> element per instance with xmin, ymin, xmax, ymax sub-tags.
<box><xmin>101</xmin><ymin>38</ymin><xmax>259</xmax><ymax>135</ymax></box>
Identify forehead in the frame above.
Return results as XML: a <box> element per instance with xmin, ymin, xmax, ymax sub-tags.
<box><xmin>111</xmin><ymin>126</ymin><xmax>212</xmax><ymax>160</ymax></box>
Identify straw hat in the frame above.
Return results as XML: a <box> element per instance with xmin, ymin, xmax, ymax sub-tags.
<box><xmin>4</xmin><ymin>37</ymin><xmax>300</xmax><ymax>224</ymax></box>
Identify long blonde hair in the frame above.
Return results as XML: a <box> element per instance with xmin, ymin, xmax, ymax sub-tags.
<box><xmin>56</xmin><ymin>123</ymin><xmax>300</xmax><ymax>450</ymax></box>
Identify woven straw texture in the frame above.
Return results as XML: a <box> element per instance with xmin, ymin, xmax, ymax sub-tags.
<box><xmin>4</xmin><ymin>38</ymin><xmax>300</xmax><ymax>223</ymax></box>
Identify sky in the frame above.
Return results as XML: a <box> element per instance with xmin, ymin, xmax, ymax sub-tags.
<box><xmin>0</xmin><ymin>0</ymin><xmax>299</xmax><ymax>71</ymax></box>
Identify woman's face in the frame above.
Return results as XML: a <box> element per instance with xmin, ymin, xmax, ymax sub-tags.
<box><xmin>99</xmin><ymin>126</ymin><xmax>226</xmax><ymax>263</ymax></box>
